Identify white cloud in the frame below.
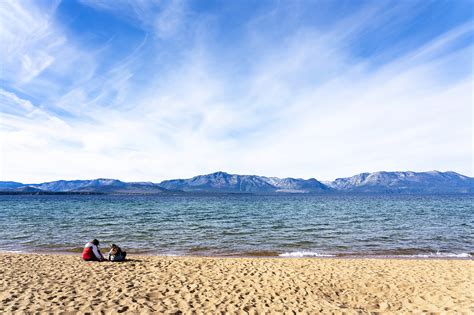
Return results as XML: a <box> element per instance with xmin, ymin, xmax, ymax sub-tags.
<box><xmin>0</xmin><ymin>0</ymin><xmax>98</xmax><ymax>104</ymax></box>
<box><xmin>0</xmin><ymin>2</ymin><xmax>472</xmax><ymax>183</ymax></box>
<box><xmin>0</xmin><ymin>0</ymin><xmax>63</xmax><ymax>84</ymax></box>
<box><xmin>154</xmin><ymin>0</ymin><xmax>185</xmax><ymax>39</ymax></box>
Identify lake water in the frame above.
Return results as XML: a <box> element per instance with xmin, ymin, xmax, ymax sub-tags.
<box><xmin>0</xmin><ymin>194</ymin><xmax>472</xmax><ymax>258</ymax></box>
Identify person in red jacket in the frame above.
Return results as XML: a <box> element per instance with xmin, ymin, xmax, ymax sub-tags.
<box><xmin>82</xmin><ymin>239</ymin><xmax>105</xmax><ymax>261</ymax></box>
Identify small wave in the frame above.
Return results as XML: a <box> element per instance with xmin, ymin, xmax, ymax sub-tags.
<box><xmin>408</xmin><ymin>252</ymin><xmax>472</xmax><ymax>258</ymax></box>
<box><xmin>279</xmin><ymin>251</ymin><xmax>335</xmax><ymax>257</ymax></box>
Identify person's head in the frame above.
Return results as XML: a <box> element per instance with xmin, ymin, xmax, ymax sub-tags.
<box><xmin>110</xmin><ymin>244</ymin><xmax>118</xmax><ymax>255</ymax></box>
<box><xmin>92</xmin><ymin>239</ymin><xmax>99</xmax><ymax>246</ymax></box>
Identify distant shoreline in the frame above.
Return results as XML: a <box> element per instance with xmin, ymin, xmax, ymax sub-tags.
<box><xmin>0</xmin><ymin>191</ymin><xmax>105</xmax><ymax>195</ymax></box>
<box><xmin>1</xmin><ymin>191</ymin><xmax>473</xmax><ymax>196</ymax></box>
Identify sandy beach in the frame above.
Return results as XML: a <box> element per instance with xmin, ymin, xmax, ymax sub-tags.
<box><xmin>0</xmin><ymin>253</ymin><xmax>472</xmax><ymax>313</ymax></box>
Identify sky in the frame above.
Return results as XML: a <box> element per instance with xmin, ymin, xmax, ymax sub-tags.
<box><xmin>0</xmin><ymin>0</ymin><xmax>473</xmax><ymax>183</ymax></box>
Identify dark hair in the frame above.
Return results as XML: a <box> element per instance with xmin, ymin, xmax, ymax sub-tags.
<box><xmin>92</xmin><ymin>239</ymin><xmax>99</xmax><ymax>246</ymax></box>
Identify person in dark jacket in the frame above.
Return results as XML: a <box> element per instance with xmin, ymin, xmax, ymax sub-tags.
<box><xmin>108</xmin><ymin>244</ymin><xmax>126</xmax><ymax>262</ymax></box>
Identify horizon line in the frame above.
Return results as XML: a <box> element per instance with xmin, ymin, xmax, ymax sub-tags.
<box><xmin>1</xmin><ymin>169</ymin><xmax>471</xmax><ymax>185</ymax></box>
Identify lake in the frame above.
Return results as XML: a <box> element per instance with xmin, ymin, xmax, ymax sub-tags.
<box><xmin>0</xmin><ymin>194</ymin><xmax>472</xmax><ymax>258</ymax></box>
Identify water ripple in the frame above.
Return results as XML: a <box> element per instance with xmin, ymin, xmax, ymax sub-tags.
<box><xmin>0</xmin><ymin>194</ymin><xmax>472</xmax><ymax>257</ymax></box>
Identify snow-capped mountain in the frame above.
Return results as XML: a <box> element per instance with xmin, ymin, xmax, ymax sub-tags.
<box><xmin>327</xmin><ymin>171</ymin><xmax>473</xmax><ymax>193</ymax></box>
<box><xmin>1</xmin><ymin>171</ymin><xmax>472</xmax><ymax>194</ymax></box>
<box><xmin>159</xmin><ymin>171</ymin><xmax>330</xmax><ymax>193</ymax></box>
<box><xmin>0</xmin><ymin>179</ymin><xmax>167</xmax><ymax>194</ymax></box>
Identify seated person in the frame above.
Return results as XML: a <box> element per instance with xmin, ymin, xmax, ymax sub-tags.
<box><xmin>108</xmin><ymin>244</ymin><xmax>127</xmax><ymax>262</ymax></box>
<box><xmin>82</xmin><ymin>239</ymin><xmax>105</xmax><ymax>261</ymax></box>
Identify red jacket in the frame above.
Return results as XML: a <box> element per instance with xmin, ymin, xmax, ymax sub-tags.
<box><xmin>82</xmin><ymin>242</ymin><xmax>103</xmax><ymax>260</ymax></box>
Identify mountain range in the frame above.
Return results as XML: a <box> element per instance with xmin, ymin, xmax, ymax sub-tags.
<box><xmin>1</xmin><ymin>171</ymin><xmax>472</xmax><ymax>194</ymax></box>
<box><xmin>0</xmin><ymin>179</ymin><xmax>167</xmax><ymax>194</ymax></box>
<box><xmin>159</xmin><ymin>171</ymin><xmax>329</xmax><ymax>193</ymax></box>
<box><xmin>326</xmin><ymin>171</ymin><xmax>473</xmax><ymax>193</ymax></box>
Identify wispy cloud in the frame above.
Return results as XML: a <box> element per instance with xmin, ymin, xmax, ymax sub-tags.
<box><xmin>0</xmin><ymin>0</ymin><xmax>472</xmax><ymax>182</ymax></box>
<box><xmin>0</xmin><ymin>0</ymin><xmax>62</xmax><ymax>85</ymax></box>
<box><xmin>79</xmin><ymin>0</ymin><xmax>186</xmax><ymax>39</ymax></box>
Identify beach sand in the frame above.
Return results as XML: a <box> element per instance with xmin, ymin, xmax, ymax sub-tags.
<box><xmin>0</xmin><ymin>253</ymin><xmax>472</xmax><ymax>313</ymax></box>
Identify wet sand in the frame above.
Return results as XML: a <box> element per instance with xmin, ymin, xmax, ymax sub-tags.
<box><xmin>0</xmin><ymin>253</ymin><xmax>472</xmax><ymax>313</ymax></box>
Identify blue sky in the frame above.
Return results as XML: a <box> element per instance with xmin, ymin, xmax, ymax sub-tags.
<box><xmin>1</xmin><ymin>0</ymin><xmax>473</xmax><ymax>182</ymax></box>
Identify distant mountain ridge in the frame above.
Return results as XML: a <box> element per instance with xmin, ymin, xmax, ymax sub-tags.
<box><xmin>159</xmin><ymin>171</ymin><xmax>329</xmax><ymax>193</ymax></box>
<box><xmin>0</xmin><ymin>171</ymin><xmax>472</xmax><ymax>194</ymax></box>
<box><xmin>0</xmin><ymin>178</ymin><xmax>167</xmax><ymax>194</ymax></box>
<box><xmin>327</xmin><ymin>171</ymin><xmax>473</xmax><ymax>193</ymax></box>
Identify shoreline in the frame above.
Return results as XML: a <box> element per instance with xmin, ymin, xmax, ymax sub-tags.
<box><xmin>1</xmin><ymin>249</ymin><xmax>472</xmax><ymax>260</ymax></box>
<box><xmin>1</xmin><ymin>252</ymin><xmax>472</xmax><ymax>313</ymax></box>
